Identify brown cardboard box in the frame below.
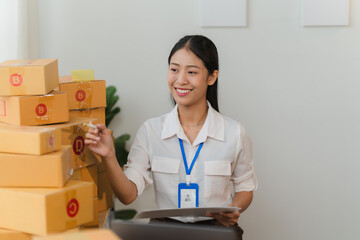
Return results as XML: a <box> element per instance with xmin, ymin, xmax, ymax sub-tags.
<box><xmin>59</xmin><ymin>80</ymin><xmax>106</xmax><ymax>110</ymax></box>
<box><xmin>0</xmin><ymin>146</ymin><xmax>74</xmax><ymax>187</ymax></box>
<box><xmin>61</xmin><ymin>125</ymin><xmax>99</xmax><ymax>168</ymax></box>
<box><xmin>0</xmin><ymin>180</ymin><xmax>94</xmax><ymax>236</ymax></box>
<box><xmin>72</xmin><ymin>164</ymin><xmax>98</xmax><ymax>197</ymax></box>
<box><xmin>97</xmin><ymin>171</ymin><xmax>114</xmax><ymax>211</ymax></box>
<box><xmin>98</xmin><ymin>209</ymin><xmax>110</xmax><ymax>228</ymax></box>
<box><xmin>0</xmin><ymin>123</ymin><xmax>61</xmax><ymax>155</ymax></box>
<box><xmin>32</xmin><ymin>229</ymin><xmax>121</xmax><ymax>240</ymax></box>
<box><xmin>0</xmin><ymin>228</ymin><xmax>31</xmax><ymax>240</ymax></box>
<box><xmin>82</xmin><ymin>198</ymin><xmax>99</xmax><ymax>227</ymax></box>
<box><xmin>69</xmin><ymin>107</ymin><xmax>105</xmax><ymax>125</ymax></box>
<box><xmin>0</xmin><ymin>59</ymin><xmax>59</xmax><ymax>96</ymax></box>
<box><xmin>0</xmin><ymin>92</ymin><xmax>69</xmax><ymax>126</ymax></box>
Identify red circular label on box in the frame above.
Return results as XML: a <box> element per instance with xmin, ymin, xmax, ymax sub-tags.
<box><xmin>67</xmin><ymin>199</ymin><xmax>79</xmax><ymax>218</ymax></box>
<box><xmin>73</xmin><ymin>136</ymin><xmax>85</xmax><ymax>155</ymax></box>
<box><xmin>9</xmin><ymin>74</ymin><xmax>23</xmax><ymax>87</ymax></box>
<box><xmin>75</xmin><ymin>90</ymin><xmax>86</xmax><ymax>102</ymax></box>
<box><xmin>35</xmin><ymin>104</ymin><xmax>47</xmax><ymax>116</ymax></box>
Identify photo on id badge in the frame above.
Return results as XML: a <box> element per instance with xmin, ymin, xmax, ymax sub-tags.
<box><xmin>178</xmin><ymin>183</ymin><xmax>199</xmax><ymax>208</ymax></box>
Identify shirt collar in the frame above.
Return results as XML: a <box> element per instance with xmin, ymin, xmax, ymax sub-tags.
<box><xmin>161</xmin><ymin>102</ymin><xmax>225</xmax><ymax>145</ymax></box>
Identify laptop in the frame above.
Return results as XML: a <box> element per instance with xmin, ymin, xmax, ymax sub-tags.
<box><xmin>110</xmin><ymin>220</ymin><xmax>237</xmax><ymax>240</ymax></box>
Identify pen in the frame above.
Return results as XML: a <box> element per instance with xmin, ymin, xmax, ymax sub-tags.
<box><xmin>83</xmin><ymin>122</ymin><xmax>97</xmax><ymax>129</ymax></box>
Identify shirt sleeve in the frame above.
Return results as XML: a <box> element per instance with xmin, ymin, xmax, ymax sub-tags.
<box><xmin>123</xmin><ymin>123</ymin><xmax>153</xmax><ymax>196</ymax></box>
<box><xmin>231</xmin><ymin>124</ymin><xmax>258</xmax><ymax>192</ymax></box>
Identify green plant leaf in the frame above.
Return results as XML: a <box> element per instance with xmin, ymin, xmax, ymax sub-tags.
<box><xmin>106</xmin><ymin>107</ymin><xmax>120</xmax><ymax>126</ymax></box>
<box><xmin>105</xmin><ymin>85</ymin><xmax>130</xmax><ymax>168</ymax></box>
<box><xmin>115</xmin><ymin>134</ymin><xmax>130</xmax><ymax>167</ymax></box>
<box><xmin>107</xmin><ymin>95</ymin><xmax>119</xmax><ymax>113</ymax></box>
<box><xmin>114</xmin><ymin>209</ymin><xmax>137</xmax><ymax>220</ymax></box>
<box><xmin>106</xmin><ymin>86</ymin><xmax>117</xmax><ymax>103</ymax></box>
<box><xmin>106</xmin><ymin>86</ymin><xmax>117</xmax><ymax>112</ymax></box>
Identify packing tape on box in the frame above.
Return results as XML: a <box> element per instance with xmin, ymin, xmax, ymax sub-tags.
<box><xmin>10</xmin><ymin>60</ymin><xmax>37</xmax><ymax>67</ymax></box>
<box><xmin>71</xmin><ymin>124</ymin><xmax>96</xmax><ymax>169</ymax></box>
<box><xmin>74</xmin><ymin>82</ymin><xmax>94</xmax><ymax>109</ymax></box>
<box><xmin>65</xmin><ymin>190</ymin><xmax>79</xmax><ymax>229</ymax></box>
<box><xmin>0</xmin><ymin>100</ymin><xmax>6</xmax><ymax>117</ymax></box>
<box><xmin>35</xmin><ymin>94</ymin><xmax>55</xmax><ymax>123</ymax></box>
<box><xmin>66</xmin><ymin>146</ymin><xmax>75</xmax><ymax>180</ymax></box>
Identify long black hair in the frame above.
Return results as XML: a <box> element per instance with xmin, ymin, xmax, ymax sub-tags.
<box><xmin>168</xmin><ymin>35</ymin><xmax>219</xmax><ymax>112</ymax></box>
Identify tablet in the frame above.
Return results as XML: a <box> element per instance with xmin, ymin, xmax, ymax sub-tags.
<box><xmin>134</xmin><ymin>206</ymin><xmax>241</xmax><ymax>219</ymax></box>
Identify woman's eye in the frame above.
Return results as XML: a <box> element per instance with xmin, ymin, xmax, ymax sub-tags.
<box><xmin>170</xmin><ymin>68</ymin><xmax>178</xmax><ymax>72</ymax></box>
<box><xmin>188</xmin><ymin>71</ymin><xmax>196</xmax><ymax>75</ymax></box>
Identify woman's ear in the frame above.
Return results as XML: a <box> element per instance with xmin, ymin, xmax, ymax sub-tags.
<box><xmin>208</xmin><ymin>70</ymin><xmax>219</xmax><ymax>86</ymax></box>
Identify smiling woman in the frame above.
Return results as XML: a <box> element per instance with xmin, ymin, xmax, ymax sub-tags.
<box><xmin>85</xmin><ymin>35</ymin><xmax>257</xmax><ymax>240</ymax></box>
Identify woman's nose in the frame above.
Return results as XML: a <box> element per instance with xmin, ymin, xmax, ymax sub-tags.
<box><xmin>176</xmin><ymin>71</ymin><xmax>188</xmax><ymax>84</ymax></box>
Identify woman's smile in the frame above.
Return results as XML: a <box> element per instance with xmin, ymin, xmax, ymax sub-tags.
<box><xmin>175</xmin><ymin>87</ymin><xmax>192</xmax><ymax>96</ymax></box>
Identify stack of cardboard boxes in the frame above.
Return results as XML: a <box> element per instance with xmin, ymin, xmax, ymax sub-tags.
<box><xmin>0</xmin><ymin>59</ymin><xmax>114</xmax><ymax>238</ymax></box>
<box><xmin>59</xmin><ymin>75</ymin><xmax>114</xmax><ymax>228</ymax></box>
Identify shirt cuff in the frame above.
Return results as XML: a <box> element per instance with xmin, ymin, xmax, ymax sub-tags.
<box><xmin>124</xmin><ymin>167</ymin><xmax>146</xmax><ymax>196</ymax></box>
<box><xmin>233</xmin><ymin>173</ymin><xmax>258</xmax><ymax>192</ymax></box>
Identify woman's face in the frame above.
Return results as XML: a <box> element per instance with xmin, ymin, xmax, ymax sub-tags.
<box><xmin>168</xmin><ymin>48</ymin><xmax>217</xmax><ymax>108</ymax></box>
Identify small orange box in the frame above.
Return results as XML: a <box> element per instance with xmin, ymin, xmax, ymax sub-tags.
<box><xmin>72</xmin><ymin>164</ymin><xmax>98</xmax><ymax>197</ymax></box>
<box><xmin>59</xmin><ymin>80</ymin><xmax>106</xmax><ymax>110</ymax></box>
<box><xmin>97</xmin><ymin>171</ymin><xmax>114</xmax><ymax>211</ymax></box>
<box><xmin>32</xmin><ymin>229</ymin><xmax>121</xmax><ymax>240</ymax></box>
<box><xmin>61</xmin><ymin>125</ymin><xmax>99</xmax><ymax>168</ymax></box>
<box><xmin>0</xmin><ymin>92</ymin><xmax>69</xmax><ymax>126</ymax></box>
<box><xmin>0</xmin><ymin>228</ymin><xmax>31</xmax><ymax>240</ymax></box>
<box><xmin>0</xmin><ymin>123</ymin><xmax>61</xmax><ymax>155</ymax></box>
<box><xmin>0</xmin><ymin>59</ymin><xmax>59</xmax><ymax>96</ymax></box>
<box><xmin>0</xmin><ymin>180</ymin><xmax>94</xmax><ymax>236</ymax></box>
<box><xmin>0</xmin><ymin>146</ymin><xmax>74</xmax><ymax>187</ymax></box>
<box><xmin>69</xmin><ymin>107</ymin><xmax>105</xmax><ymax>125</ymax></box>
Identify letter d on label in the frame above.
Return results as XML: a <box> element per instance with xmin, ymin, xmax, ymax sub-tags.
<box><xmin>73</xmin><ymin>136</ymin><xmax>85</xmax><ymax>155</ymax></box>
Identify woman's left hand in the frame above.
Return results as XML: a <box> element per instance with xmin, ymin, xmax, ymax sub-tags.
<box><xmin>206</xmin><ymin>204</ymin><xmax>240</xmax><ymax>227</ymax></box>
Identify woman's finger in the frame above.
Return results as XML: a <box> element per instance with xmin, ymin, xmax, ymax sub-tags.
<box><xmin>96</xmin><ymin>124</ymin><xmax>107</xmax><ymax>130</ymax></box>
<box><xmin>87</xmin><ymin>127</ymin><xmax>98</xmax><ymax>135</ymax></box>
<box><xmin>84</xmin><ymin>139</ymin><xmax>98</xmax><ymax>145</ymax></box>
<box><xmin>85</xmin><ymin>133</ymin><xmax>100</xmax><ymax>141</ymax></box>
<box><xmin>220</xmin><ymin>212</ymin><xmax>240</xmax><ymax>219</ymax></box>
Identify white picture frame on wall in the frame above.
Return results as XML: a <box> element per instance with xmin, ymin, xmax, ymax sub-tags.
<box><xmin>302</xmin><ymin>0</ymin><xmax>349</xmax><ymax>26</ymax></box>
<box><xmin>198</xmin><ymin>0</ymin><xmax>247</xmax><ymax>27</ymax></box>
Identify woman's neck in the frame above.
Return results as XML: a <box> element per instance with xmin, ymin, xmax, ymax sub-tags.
<box><xmin>178</xmin><ymin>101</ymin><xmax>208</xmax><ymax>127</ymax></box>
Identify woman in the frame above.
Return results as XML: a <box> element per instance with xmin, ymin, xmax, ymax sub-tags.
<box><xmin>85</xmin><ymin>35</ymin><xmax>257</xmax><ymax>239</ymax></box>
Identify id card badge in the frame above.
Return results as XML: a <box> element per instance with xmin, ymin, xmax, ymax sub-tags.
<box><xmin>178</xmin><ymin>183</ymin><xmax>199</xmax><ymax>208</ymax></box>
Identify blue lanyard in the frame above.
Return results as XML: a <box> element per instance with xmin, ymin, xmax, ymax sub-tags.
<box><xmin>178</xmin><ymin>138</ymin><xmax>204</xmax><ymax>184</ymax></box>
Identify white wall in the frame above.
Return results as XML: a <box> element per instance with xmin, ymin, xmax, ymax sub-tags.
<box><xmin>35</xmin><ymin>1</ymin><xmax>360</xmax><ymax>239</ymax></box>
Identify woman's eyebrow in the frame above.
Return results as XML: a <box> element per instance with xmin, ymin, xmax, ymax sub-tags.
<box><xmin>186</xmin><ymin>65</ymin><xmax>200</xmax><ymax>69</ymax></box>
<box><xmin>170</xmin><ymin>63</ymin><xmax>200</xmax><ymax>69</ymax></box>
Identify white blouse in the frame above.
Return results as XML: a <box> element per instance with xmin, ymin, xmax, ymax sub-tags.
<box><xmin>124</xmin><ymin>103</ymin><xmax>258</xmax><ymax>222</ymax></box>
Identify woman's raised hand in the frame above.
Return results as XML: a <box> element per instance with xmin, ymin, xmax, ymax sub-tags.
<box><xmin>84</xmin><ymin>123</ymin><xmax>115</xmax><ymax>160</ymax></box>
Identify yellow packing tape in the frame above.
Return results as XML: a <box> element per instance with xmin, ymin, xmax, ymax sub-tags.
<box><xmin>71</xmin><ymin>69</ymin><xmax>95</xmax><ymax>82</ymax></box>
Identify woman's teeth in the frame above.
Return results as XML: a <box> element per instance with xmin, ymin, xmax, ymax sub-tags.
<box><xmin>176</xmin><ymin>89</ymin><xmax>191</xmax><ymax>94</ymax></box>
